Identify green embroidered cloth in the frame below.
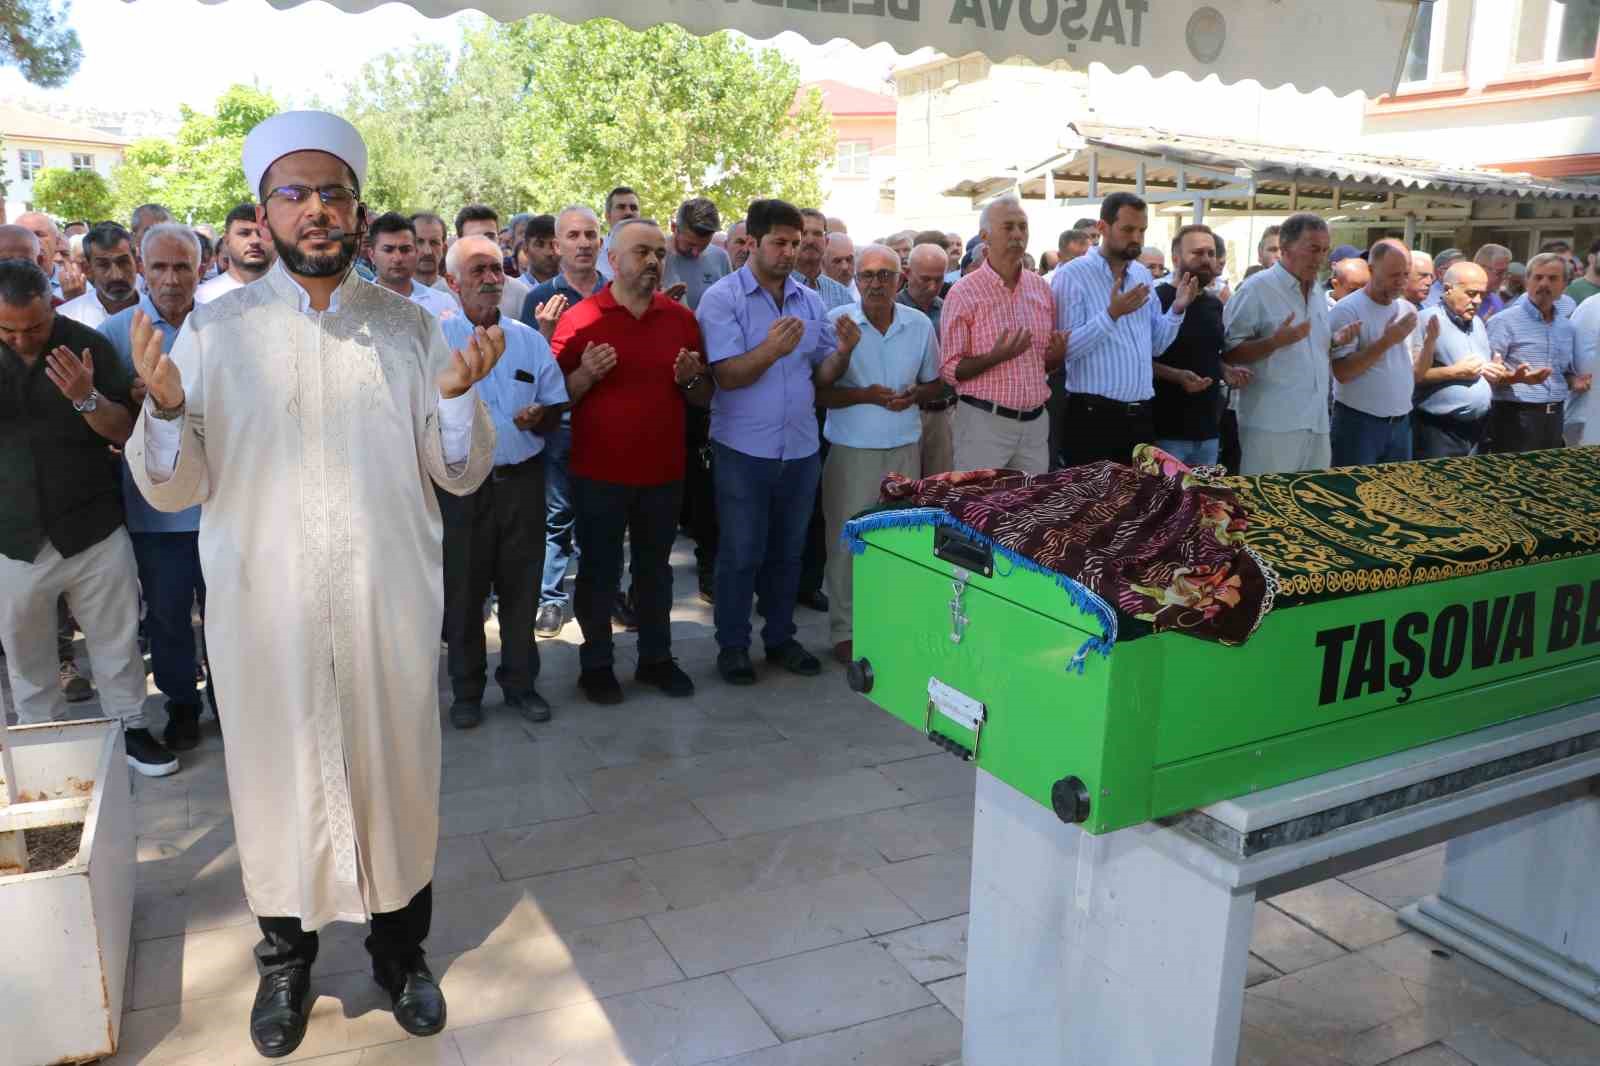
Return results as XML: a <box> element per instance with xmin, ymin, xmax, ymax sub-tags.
<box><xmin>1223</xmin><ymin>447</ymin><xmax>1600</xmax><ymax>609</ymax></box>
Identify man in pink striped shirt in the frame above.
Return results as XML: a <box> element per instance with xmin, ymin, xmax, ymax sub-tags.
<box><xmin>940</xmin><ymin>196</ymin><xmax>1066</xmax><ymax>473</ymax></box>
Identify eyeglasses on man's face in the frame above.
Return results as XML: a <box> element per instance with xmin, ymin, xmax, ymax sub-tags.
<box><xmin>267</xmin><ymin>184</ymin><xmax>359</xmax><ymax>207</ymax></box>
<box><xmin>856</xmin><ymin>269</ymin><xmax>899</xmax><ymax>286</ymax></box>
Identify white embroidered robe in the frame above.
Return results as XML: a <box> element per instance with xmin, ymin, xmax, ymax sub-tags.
<box><xmin>127</xmin><ymin>262</ymin><xmax>494</xmax><ymax>927</ymax></box>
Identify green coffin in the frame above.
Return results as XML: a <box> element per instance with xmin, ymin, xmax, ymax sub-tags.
<box><xmin>845</xmin><ymin>448</ymin><xmax>1600</xmax><ymax>835</ymax></box>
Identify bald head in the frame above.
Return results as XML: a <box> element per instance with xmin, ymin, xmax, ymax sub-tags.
<box><xmin>1330</xmin><ymin>257</ymin><xmax>1369</xmax><ymax>302</ymax></box>
<box><xmin>0</xmin><ymin>225</ymin><xmax>45</xmax><ymax>271</ymax></box>
<box><xmin>825</xmin><ymin>232</ymin><xmax>856</xmax><ymax>287</ymax></box>
<box><xmin>1367</xmin><ymin>239</ymin><xmax>1411</xmax><ymax>304</ymax></box>
<box><xmin>905</xmin><ymin>242</ymin><xmax>947</xmax><ymax>309</ymax></box>
<box><xmin>1441</xmin><ymin>260</ymin><xmax>1489</xmax><ymax>321</ymax></box>
<box><xmin>15</xmin><ymin>212</ymin><xmax>57</xmax><ymax>261</ymax></box>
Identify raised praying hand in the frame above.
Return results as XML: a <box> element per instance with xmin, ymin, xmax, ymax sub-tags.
<box><xmin>437</xmin><ymin>323</ymin><xmax>506</xmax><ymax>399</ymax></box>
<box><xmin>131</xmin><ymin>310</ymin><xmax>183</xmax><ymax>410</ymax></box>
<box><xmin>1332</xmin><ymin>322</ymin><xmax>1362</xmax><ymax>349</ymax></box>
<box><xmin>1109</xmin><ymin>282</ymin><xmax>1149</xmax><ymax>320</ymax></box>
<box><xmin>58</xmin><ymin>260</ymin><xmax>86</xmax><ymax>302</ymax></box>
<box><xmin>1221</xmin><ymin>364</ymin><xmax>1253</xmax><ymax>388</ymax></box>
<box><xmin>834</xmin><ymin>315</ymin><xmax>862</xmax><ymax>355</ymax></box>
<box><xmin>1043</xmin><ymin>330</ymin><xmax>1068</xmax><ymax>368</ymax></box>
<box><xmin>673</xmin><ymin>347</ymin><xmax>707</xmax><ymax>385</ymax></box>
<box><xmin>581</xmin><ymin>341</ymin><xmax>619</xmax><ymax>379</ymax></box>
<box><xmin>1269</xmin><ymin>313</ymin><xmax>1311</xmax><ymax>351</ymax></box>
<box><xmin>1176</xmin><ymin>369</ymin><xmax>1214</xmax><ymax>394</ymax></box>
<box><xmin>534</xmin><ymin>294</ymin><xmax>568</xmax><ymax>339</ymax></box>
<box><xmin>1169</xmin><ymin>274</ymin><xmax>1201</xmax><ymax>314</ymax></box>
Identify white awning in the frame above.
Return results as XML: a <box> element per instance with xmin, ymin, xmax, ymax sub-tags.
<box><xmin>178</xmin><ymin>0</ymin><xmax>1428</xmax><ymax>99</ymax></box>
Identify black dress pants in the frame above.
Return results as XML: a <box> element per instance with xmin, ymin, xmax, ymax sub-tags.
<box><xmin>437</xmin><ymin>457</ymin><xmax>546</xmax><ymax>703</ymax></box>
<box><xmin>1488</xmin><ymin>401</ymin><xmax>1565</xmax><ymax>454</ymax></box>
<box><xmin>798</xmin><ymin>408</ymin><xmax>828</xmax><ymax>600</ymax></box>
<box><xmin>1059</xmin><ymin>394</ymin><xmax>1156</xmax><ymax>468</ymax></box>
<box><xmin>256</xmin><ymin>883</ymin><xmax>432</xmax><ymax>976</ymax></box>
<box><xmin>572</xmin><ymin>476</ymin><xmax>682</xmax><ymax>671</ymax></box>
<box><xmin>684</xmin><ymin>407</ymin><xmax>718</xmax><ymax>578</ymax></box>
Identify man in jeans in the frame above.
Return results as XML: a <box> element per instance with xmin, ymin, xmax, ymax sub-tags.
<box><xmin>555</xmin><ymin>218</ymin><xmax>711</xmax><ymax>703</ymax></box>
<box><xmin>695</xmin><ymin>199</ymin><xmax>859</xmax><ymax>685</ymax></box>
<box><xmin>1327</xmin><ymin>240</ymin><xmax>1438</xmax><ymax>467</ymax></box>
<box><xmin>0</xmin><ymin>255</ymin><xmax>177</xmax><ymax>777</ymax></box>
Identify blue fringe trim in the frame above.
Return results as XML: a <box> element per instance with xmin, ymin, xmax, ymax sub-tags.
<box><xmin>843</xmin><ymin>508</ymin><xmax>1118</xmax><ymax>674</ymax></box>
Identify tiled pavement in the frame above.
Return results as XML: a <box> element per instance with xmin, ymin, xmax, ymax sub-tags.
<box><xmin>10</xmin><ymin>540</ymin><xmax>1600</xmax><ymax>1065</ymax></box>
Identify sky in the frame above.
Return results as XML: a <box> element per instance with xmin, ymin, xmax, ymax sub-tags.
<box><xmin>0</xmin><ymin>0</ymin><xmax>922</xmax><ymax>118</ymax></box>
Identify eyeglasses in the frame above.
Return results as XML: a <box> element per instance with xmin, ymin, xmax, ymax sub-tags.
<box><xmin>266</xmin><ymin>184</ymin><xmax>359</xmax><ymax>207</ymax></box>
<box><xmin>856</xmin><ymin>269</ymin><xmax>899</xmax><ymax>286</ymax></box>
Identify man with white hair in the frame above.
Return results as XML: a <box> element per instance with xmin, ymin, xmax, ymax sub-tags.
<box><xmin>820</xmin><ymin>244</ymin><xmax>941</xmax><ymax>665</ymax></box>
<box><xmin>455</xmin><ymin>204</ymin><xmax>532</xmax><ymax>322</ymax></box>
<box><xmin>437</xmin><ymin>235</ymin><xmax>567</xmax><ymax>728</ymax></box>
<box><xmin>1473</xmin><ymin>244</ymin><xmax>1514</xmax><ymax>319</ymax></box>
<box><xmin>125</xmin><ymin>111</ymin><xmax>502</xmax><ymax>1055</ymax></box>
<box><xmin>1413</xmin><ymin>261</ymin><xmax>1504</xmax><ymax>459</ymax></box>
<box><xmin>942</xmin><ymin>195</ymin><xmax>1065</xmax><ymax>473</ymax></box>
<box><xmin>15</xmin><ymin>211</ymin><xmax>83</xmax><ymax>301</ymax></box>
<box><xmin>1405</xmin><ymin>249</ymin><xmax>1435</xmax><ymax>307</ymax></box>
<box><xmin>100</xmin><ymin>223</ymin><xmax>212</xmax><ymax>752</ymax></box>
<box><xmin>520</xmin><ymin>204</ymin><xmax>608</xmax><ymax>640</ymax></box>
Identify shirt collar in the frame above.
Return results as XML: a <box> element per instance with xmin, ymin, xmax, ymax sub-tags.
<box><xmin>267</xmin><ymin>258</ymin><xmax>361</xmax><ymax>315</ymax></box>
<box><xmin>1442</xmin><ymin>305</ymin><xmax>1477</xmax><ymax>334</ymax></box>
<box><xmin>136</xmin><ymin>292</ymin><xmax>184</xmax><ymax>331</ymax></box>
<box><xmin>849</xmin><ymin>301</ymin><xmax>905</xmax><ymax>339</ymax></box>
<box><xmin>1517</xmin><ymin>294</ymin><xmax>1556</xmax><ymax>323</ymax></box>
<box><xmin>897</xmin><ymin>289</ymin><xmax>941</xmax><ymax>313</ymax></box>
<box><xmin>737</xmin><ymin>263</ymin><xmax>803</xmax><ymax>304</ymax></box>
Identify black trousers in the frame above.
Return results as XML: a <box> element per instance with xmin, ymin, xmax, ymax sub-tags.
<box><xmin>1414</xmin><ymin>411</ymin><xmax>1487</xmax><ymax>459</ymax></box>
<box><xmin>1488</xmin><ymin>401</ymin><xmax>1564</xmax><ymax>454</ymax></box>
<box><xmin>1045</xmin><ymin>369</ymin><xmax>1070</xmax><ymax>470</ymax></box>
<box><xmin>437</xmin><ymin>457</ymin><xmax>546</xmax><ymax>703</ymax></box>
<box><xmin>573</xmin><ymin>476</ymin><xmax>682</xmax><ymax>671</ymax></box>
<box><xmin>684</xmin><ymin>407</ymin><xmax>718</xmax><ymax>577</ymax></box>
<box><xmin>1219</xmin><ymin>407</ymin><xmax>1242</xmax><ymax>476</ymax></box>
<box><xmin>798</xmin><ymin>409</ymin><xmax>828</xmax><ymax>598</ymax></box>
<box><xmin>256</xmin><ymin>883</ymin><xmax>432</xmax><ymax>976</ymax></box>
<box><xmin>1059</xmin><ymin>393</ymin><xmax>1156</xmax><ymax>468</ymax></box>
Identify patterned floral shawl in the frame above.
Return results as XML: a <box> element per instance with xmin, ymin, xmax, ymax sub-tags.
<box><xmin>848</xmin><ymin>446</ymin><xmax>1273</xmax><ymax>648</ymax></box>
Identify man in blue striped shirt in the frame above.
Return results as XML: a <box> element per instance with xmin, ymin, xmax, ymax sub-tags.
<box><xmin>1485</xmin><ymin>253</ymin><xmax>1594</xmax><ymax>453</ymax></box>
<box><xmin>1051</xmin><ymin>192</ymin><xmax>1197</xmax><ymax>467</ymax></box>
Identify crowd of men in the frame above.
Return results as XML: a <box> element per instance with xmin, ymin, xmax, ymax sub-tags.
<box><xmin>4</xmin><ymin>186</ymin><xmax>1599</xmax><ymax>777</ymax></box>
<box><xmin>6</xmin><ymin>104</ymin><xmax>1600</xmax><ymax>1058</ymax></box>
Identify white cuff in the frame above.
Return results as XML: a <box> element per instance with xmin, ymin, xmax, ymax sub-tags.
<box><xmin>438</xmin><ymin>388</ymin><xmax>476</xmax><ymax>466</ymax></box>
<box><xmin>144</xmin><ymin>406</ymin><xmax>183</xmax><ymax>483</ymax></box>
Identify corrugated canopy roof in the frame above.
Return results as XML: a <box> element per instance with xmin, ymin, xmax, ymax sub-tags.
<box><xmin>946</xmin><ymin>122</ymin><xmax>1600</xmax><ymax>213</ymax></box>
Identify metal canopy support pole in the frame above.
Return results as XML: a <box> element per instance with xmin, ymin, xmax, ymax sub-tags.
<box><xmin>1137</xmin><ymin>160</ymin><xmax>1148</xmax><ymax>197</ymax></box>
<box><xmin>1404</xmin><ymin>214</ymin><xmax>1419</xmax><ymax>246</ymax></box>
<box><xmin>1088</xmin><ymin>150</ymin><xmax>1100</xmax><ymax>200</ymax></box>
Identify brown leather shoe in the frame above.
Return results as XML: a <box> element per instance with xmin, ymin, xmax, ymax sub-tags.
<box><xmin>833</xmin><ymin>640</ymin><xmax>853</xmax><ymax>666</ymax></box>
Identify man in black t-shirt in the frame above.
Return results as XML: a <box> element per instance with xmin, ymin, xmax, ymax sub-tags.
<box><xmin>1153</xmin><ymin>225</ymin><xmax>1252</xmax><ymax>468</ymax></box>
<box><xmin>0</xmin><ymin>256</ymin><xmax>180</xmax><ymax>778</ymax></box>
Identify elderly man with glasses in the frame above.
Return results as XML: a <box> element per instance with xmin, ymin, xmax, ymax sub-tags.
<box><xmin>817</xmin><ymin>244</ymin><xmax>943</xmax><ymax>665</ymax></box>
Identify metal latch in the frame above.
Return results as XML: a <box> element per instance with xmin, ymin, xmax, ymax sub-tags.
<box><xmin>949</xmin><ymin>569</ymin><xmax>970</xmax><ymax>644</ymax></box>
<box><xmin>925</xmin><ymin>677</ymin><xmax>986</xmax><ymax>762</ymax></box>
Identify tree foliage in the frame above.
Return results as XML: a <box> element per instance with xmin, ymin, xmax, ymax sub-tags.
<box><xmin>30</xmin><ymin>166</ymin><xmax>111</xmax><ymax>221</ymax></box>
<box><xmin>0</xmin><ymin>0</ymin><xmax>82</xmax><ymax>88</ymax></box>
<box><xmin>340</xmin><ymin>17</ymin><xmax>834</xmax><ymax>225</ymax></box>
<box><xmin>108</xmin><ymin>85</ymin><xmax>279</xmax><ymax>225</ymax></box>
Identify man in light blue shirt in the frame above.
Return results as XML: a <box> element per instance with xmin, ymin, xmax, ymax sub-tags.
<box><xmin>1485</xmin><ymin>253</ymin><xmax>1594</xmax><ymax>453</ymax></box>
<box><xmin>695</xmin><ymin>199</ymin><xmax>859</xmax><ymax>686</ymax></box>
<box><xmin>1413</xmin><ymin>261</ymin><xmax>1501</xmax><ymax>459</ymax></box>
<box><xmin>794</xmin><ymin>207</ymin><xmax>856</xmax><ymax>312</ymax></box>
<box><xmin>1052</xmin><ymin>192</ymin><xmax>1195</xmax><ymax>467</ymax></box>
<box><xmin>819</xmin><ymin>245</ymin><xmax>941</xmax><ymax>664</ymax></box>
<box><xmin>437</xmin><ymin>237</ymin><xmax>568</xmax><ymax>729</ymax></box>
<box><xmin>102</xmin><ymin>224</ymin><xmax>210</xmax><ymax>753</ymax></box>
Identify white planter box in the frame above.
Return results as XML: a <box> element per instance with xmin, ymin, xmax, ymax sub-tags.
<box><xmin>0</xmin><ymin>720</ymin><xmax>135</xmax><ymax>1065</ymax></box>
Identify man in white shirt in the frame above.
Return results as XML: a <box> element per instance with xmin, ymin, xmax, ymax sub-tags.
<box><xmin>58</xmin><ymin>222</ymin><xmax>141</xmax><ymax>328</ymax></box>
<box><xmin>410</xmin><ymin>211</ymin><xmax>450</xmax><ymax>292</ymax></box>
<box><xmin>369</xmin><ymin>212</ymin><xmax>458</xmax><ymax>317</ymax></box>
<box><xmin>1222</xmin><ymin>213</ymin><xmax>1359</xmax><ymax>474</ymax></box>
<box><xmin>595</xmin><ymin>185</ymin><xmax>641</xmax><ymax>281</ymax></box>
<box><xmin>1326</xmin><ymin>239</ymin><xmax>1438</xmax><ymax>467</ymax></box>
<box><xmin>1567</xmin><ymin>279</ymin><xmax>1600</xmax><ymax>446</ymax></box>
<box><xmin>455</xmin><ymin>204</ymin><xmax>531</xmax><ymax>322</ymax></box>
<box><xmin>196</xmin><ymin>203</ymin><xmax>276</xmax><ymax>304</ymax></box>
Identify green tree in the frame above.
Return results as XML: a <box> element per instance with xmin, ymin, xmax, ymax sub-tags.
<box><xmin>30</xmin><ymin>166</ymin><xmax>111</xmax><ymax>221</ymax></box>
<box><xmin>107</xmin><ymin>84</ymin><xmax>279</xmax><ymax>225</ymax></box>
<box><xmin>1</xmin><ymin>0</ymin><xmax>82</xmax><ymax>88</ymax></box>
<box><xmin>340</xmin><ymin>17</ymin><xmax>834</xmax><ymax>225</ymax></box>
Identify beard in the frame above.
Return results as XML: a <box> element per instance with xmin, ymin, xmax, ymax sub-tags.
<box><xmin>271</xmin><ymin>229</ymin><xmax>358</xmax><ymax>279</ymax></box>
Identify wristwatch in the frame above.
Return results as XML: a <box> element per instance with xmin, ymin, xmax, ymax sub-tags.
<box><xmin>678</xmin><ymin>374</ymin><xmax>705</xmax><ymax>391</ymax></box>
<box><xmin>150</xmin><ymin>398</ymin><xmax>186</xmax><ymax>421</ymax></box>
<box><xmin>72</xmin><ymin>389</ymin><xmax>101</xmax><ymax>413</ymax></box>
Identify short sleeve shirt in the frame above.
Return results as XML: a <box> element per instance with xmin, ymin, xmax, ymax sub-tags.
<box><xmin>553</xmin><ymin>287</ymin><xmax>705</xmax><ymax>485</ymax></box>
<box><xmin>440</xmin><ymin>313</ymin><xmax>566</xmax><ymax>467</ymax></box>
<box><xmin>938</xmin><ymin>260</ymin><xmax>1055</xmax><ymax>410</ymax></box>
<box><xmin>1222</xmin><ymin>262</ymin><xmax>1332</xmax><ymax>434</ymax></box>
<box><xmin>823</xmin><ymin>303</ymin><xmax>939</xmax><ymax>450</ymax></box>
<box><xmin>1327</xmin><ymin>290</ymin><xmax>1419</xmax><ymax>418</ymax></box>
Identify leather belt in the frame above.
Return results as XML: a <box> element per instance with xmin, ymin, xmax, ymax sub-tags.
<box><xmin>920</xmin><ymin>395</ymin><xmax>957</xmax><ymax>412</ymax></box>
<box><xmin>1069</xmin><ymin>393</ymin><xmax>1152</xmax><ymax>417</ymax></box>
<box><xmin>958</xmin><ymin>395</ymin><xmax>1044</xmax><ymax>422</ymax></box>
<box><xmin>1494</xmin><ymin>399</ymin><xmax>1564</xmax><ymax>415</ymax></box>
<box><xmin>1335</xmin><ymin>402</ymin><xmax>1408</xmax><ymax>425</ymax></box>
<box><xmin>490</xmin><ymin>454</ymin><xmax>543</xmax><ymax>482</ymax></box>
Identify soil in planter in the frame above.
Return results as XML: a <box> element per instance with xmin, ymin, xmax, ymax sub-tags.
<box><xmin>13</xmin><ymin>823</ymin><xmax>85</xmax><ymax>872</ymax></box>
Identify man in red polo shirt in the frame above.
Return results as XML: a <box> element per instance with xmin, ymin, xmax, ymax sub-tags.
<box><xmin>553</xmin><ymin>218</ymin><xmax>712</xmax><ymax>704</ymax></box>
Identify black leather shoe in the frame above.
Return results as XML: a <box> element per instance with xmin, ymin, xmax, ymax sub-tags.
<box><xmin>578</xmin><ymin>667</ymin><xmax>624</xmax><ymax>705</ymax></box>
<box><xmin>797</xmin><ymin>589</ymin><xmax>830</xmax><ymax>612</ymax></box>
<box><xmin>448</xmin><ymin>700</ymin><xmax>482</xmax><ymax>730</ymax></box>
<box><xmin>250</xmin><ymin>966</ymin><xmax>311</xmax><ymax>1058</ymax></box>
<box><xmin>717</xmin><ymin>647</ymin><xmax>757</xmax><ymax>686</ymax></box>
<box><xmin>508</xmin><ymin>689</ymin><xmax>553</xmax><ymax>723</ymax></box>
<box><xmin>374</xmin><ymin>956</ymin><xmax>447</xmax><ymax>1037</ymax></box>
<box><xmin>162</xmin><ymin>701</ymin><xmax>202</xmax><ymax>752</ymax></box>
<box><xmin>636</xmin><ymin>658</ymin><xmax>694</xmax><ymax>698</ymax></box>
<box><xmin>766</xmin><ymin>640</ymin><xmax>822</xmax><ymax>677</ymax></box>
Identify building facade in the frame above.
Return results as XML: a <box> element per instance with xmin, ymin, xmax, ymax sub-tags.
<box><xmin>0</xmin><ymin>104</ymin><xmax>130</xmax><ymax>223</ymax></box>
<box><xmin>797</xmin><ymin>79</ymin><xmax>898</xmax><ymax>238</ymax></box>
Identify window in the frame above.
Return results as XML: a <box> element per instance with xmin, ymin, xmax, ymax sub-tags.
<box><xmin>17</xmin><ymin>149</ymin><xmax>42</xmax><ymax>181</ymax></box>
<box><xmin>1400</xmin><ymin>0</ymin><xmax>1472</xmax><ymax>85</ymax></box>
<box><xmin>836</xmin><ymin>140</ymin><xmax>871</xmax><ymax>177</ymax></box>
<box><xmin>1515</xmin><ymin>0</ymin><xmax>1600</xmax><ymax>66</ymax></box>
<box><xmin>71</xmin><ymin>153</ymin><xmax>94</xmax><ymax>171</ymax></box>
